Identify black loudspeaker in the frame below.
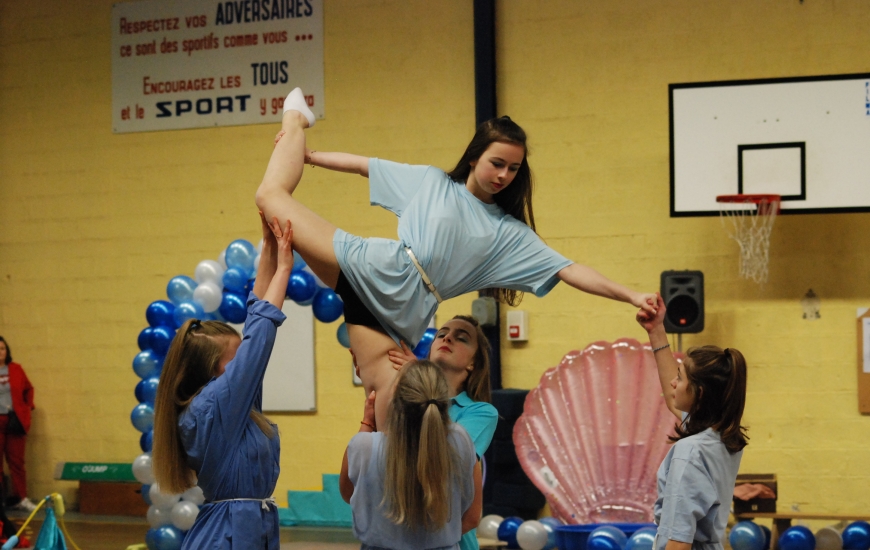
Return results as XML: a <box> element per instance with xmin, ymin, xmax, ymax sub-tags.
<box><xmin>660</xmin><ymin>270</ymin><xmax>704</xmax><ymax>333</ymax></box>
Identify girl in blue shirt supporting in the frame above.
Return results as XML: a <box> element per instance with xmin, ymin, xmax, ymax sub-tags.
<box><xmin>340</xmin><ymin>360</ymin><xmax>482</xmax><ymax>550</ymax></box>
<box><xmin>637</xmin><ymin>294</ymin><xmax>749</xmax><ymax>550</ymax></box>
<box><xmin>152</xmin><ymin>214</ymin><xmax>294</xmax><ymax>549</ymax></box>
<box><xmin>388</xmin><ymin>315</ymin><xmax>498</xmax><ymax>550</ymax></box>
<box><xmin>257</xmin><ymin>89</ymin><xmax>657</xmax><ymax>430</ymax></box>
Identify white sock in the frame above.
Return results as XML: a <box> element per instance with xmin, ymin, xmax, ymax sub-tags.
<box><xmin>283</xmin><ymin>87</ymin><xmax>315</xmax><ymax>128</ymax></box>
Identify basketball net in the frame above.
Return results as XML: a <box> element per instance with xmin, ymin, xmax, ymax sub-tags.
<box><xmin>718</xmin><ymin>196</ymin><xmax>780</xmax><ymax>285</ymax></box>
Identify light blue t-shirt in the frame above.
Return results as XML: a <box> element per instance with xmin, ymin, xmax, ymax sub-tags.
<box><xmin>654</xmin><ymin>423</ymin><xmax>743</xmax><ymax>550</ymax></box>
<box><xmin>347</xmin><ymin>423</ymin><xmax>477</xmax><ymax>550</ymax></box>
<box><xmin>333</xmin><ymin>159</ymin><xmax>573</xmax><ymax>346</ymax></box>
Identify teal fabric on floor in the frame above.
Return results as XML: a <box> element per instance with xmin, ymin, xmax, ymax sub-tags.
<box><xmin>281</xmin><ymin>474</ymin><xmax>352</xmax><ymax>527</ymax></box>
<box><xmin>34</xmin><ymin>508</ymin><xmax>67</xmax><ymax>550</ymax></box>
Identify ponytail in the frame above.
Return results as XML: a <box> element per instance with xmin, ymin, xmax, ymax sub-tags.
<box><xmin>670</xmin><ymin>345</ymin><xmax>749</xmax><ymax>453</ymax></box>
<box><xmin>383</xmin><ymin>360</ymin><xmax>458</xmax><ymax>531</ymax></box>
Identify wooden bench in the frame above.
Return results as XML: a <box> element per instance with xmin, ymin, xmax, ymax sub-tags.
<box><xmin>54</xmin><ymin>462</ymin><xmax>148</xmax><ymax>516</ymax></box>
<box><xmin>735</xmin><ymin>512</ymin><xmax>870</xmax><ymax>550</ymax></box>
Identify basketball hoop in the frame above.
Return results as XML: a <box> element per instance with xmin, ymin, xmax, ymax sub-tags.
<box><xmin>716</xmin><ymin>194</ymin><xmax>781</xmax><ymax>285</ymax></box>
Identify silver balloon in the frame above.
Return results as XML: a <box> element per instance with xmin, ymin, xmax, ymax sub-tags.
<box><xmin>181</xmin><ymin>485</ymin><xmax>205</xmax><ymax>505</ymax></box>
<box><xmin>517</xmin><ymin>520</ymin><xmax>549</xmax><ymax>550</ymax></box>
<box><xmin>170</xmin><ymin>500</ymin><xmax>200</xmax><ymax>531</ymax></box>
<box><xmin>146</xmin><ymin>504</ymin><xmax>172</xmax><ymax>527</ymax></box>
<box><xmin>149</xmin><ymin>483</ymin><xmax>181</xmax><ymax>511</ymax></box>
<box><xmin>132</xmin><ymin>453</ymin><xmax>154</xmax><ymax>485</ymax></box>
<box><xmin>815</xmin><ymin>526</ymin><xmax>843</xmax><ymax>550</ymax></box>
<box><xmin>193</xmin><ymin>281</ymin><xmax>222</xmax><ymax>313</ymax></box>
<box><xmin>194</xmin><ymin>259</ymin><xmax>225</xmax><ymax>285</ymax></box>
<box><xmin>478</xmin><ymin>514</ymin><xmax>504</xmax><ymax>540</ymax></box>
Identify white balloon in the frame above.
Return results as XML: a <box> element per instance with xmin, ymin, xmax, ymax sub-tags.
<box><xmin>193</xmin><ymin>281</ymin><xmax>223</xmax><ymax>313</ymax></box>
<box><xmin>517</xmin><ymin>520</ymin><xmax>549</xmax><ymax>550</ymax></box>
<box><xmin>147</xmin><ymin>504</ymin><xmax>172</xmax><ymax>527</ymax></box>
<box><xmin>252</xmin><ymin>253</ymin><xmax>261</xmax><ymax>277</ymax></box>
<box><xmin>181</xmin><ymin>485</ymin><xmax>205</xmax><ymax>505</ymax></box>
<box><xmin>478</xmin><ymin>514</ymin><xmax>504</xmax><ymax>540</ymax></box>
<box><xmin>194</xmin><ymin>260</ymin><xmax>225</xmax><ymax>285</ymax></box>
<box><xmin>149</xmin><ymin>483</ymin><xmax>181</xmax><ymax>511</ymax></box>
<box><xmin>257</xmin><ymin>239</ymin><xmax>264</xmax><ymax>253</ymax></box>
<box><xmin>132</xmin><ymin>453</ymin><xmax>154</xmax><ymax>485</ymax></box>
<box><xmin>170</xmin><ymin>500</ymin><xmax>200</xmax><ymax>531</ymax></box>
<box><xmin>815</xmin><ymin>527</ymin><xmax>843</xmax><ymax>550</ymax></box>
<box><xmin>218</xmin><ymin>250</ymin><xmax>228</xmax><ymax>269</ymax></box>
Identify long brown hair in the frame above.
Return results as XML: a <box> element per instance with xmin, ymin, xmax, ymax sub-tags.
<box><xmin>152</xmin><ymin>319</ymin><xmax>275</xmax><ymax>493</ymax></box>
<box><xmin>382</xmin><ymin>360</ymin><xmax>459</xmax><ymax>531</ymax></box>
<box><xmin>447</xmin><ymin>116</ymin><xmax>535</xmax><ymax>307</ymax></box>
<box><xmin>0</xmin><ymin>336</ymin><xmax>11</xmax><ymax>365</ymax></box>
<box><xmin>670</xmin><ymin>346</ymin><xmax>749</xmax><ymax>453</ymax></box>
<box><xmin>448</xmin><ymin>315</ymin><xmax>492</xmax><ymax>403</ymax></box>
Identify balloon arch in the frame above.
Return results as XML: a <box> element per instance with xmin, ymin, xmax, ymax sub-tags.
<box><xmin>128</xmin><ymin>238</ymin><xmax>436</xmax><ymax>548</ymax></box>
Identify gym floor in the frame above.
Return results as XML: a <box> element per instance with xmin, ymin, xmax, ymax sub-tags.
<box><xmin>7</xmin><ymin>511</ymin><xmax>360</xmax><ymax>550</ymax></box>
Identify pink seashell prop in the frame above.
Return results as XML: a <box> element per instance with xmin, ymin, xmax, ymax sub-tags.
<box><xmin>513</xmin><ymin>338</ymin><xmax>680</xmax><ymax>524</ymax></box>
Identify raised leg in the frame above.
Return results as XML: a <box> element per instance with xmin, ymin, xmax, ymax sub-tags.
<box><xmin>255</xmin><ymin>106</ymin><xmax>340</xmax><ymax>287</ymax></box>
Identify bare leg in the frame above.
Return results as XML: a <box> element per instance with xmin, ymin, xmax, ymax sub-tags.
<box><xmin>348</xmin><ymin>324</ymin><xmax>403</xmax><ymax>431</ymax></box>
<box><xmin>255</xmin><ymin>110</ymin><xmax>340</xmax><ymax>287</ymax></box>
<box><xmin>256</xmin><ymin>105</ymin><xmax>401</xmax><ymax>429</ymax></box>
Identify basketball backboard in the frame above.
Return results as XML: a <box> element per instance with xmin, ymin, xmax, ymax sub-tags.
<box><xmin>670</xmin><ymin>73</ymin><xmax>870</xmax><ymax>216</ymax></box>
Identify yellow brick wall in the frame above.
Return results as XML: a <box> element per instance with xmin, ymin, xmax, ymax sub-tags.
<box><xmin>1</xmin><ymin>0</ymin><xmax>869</xmax><ymax>522</ymax></box>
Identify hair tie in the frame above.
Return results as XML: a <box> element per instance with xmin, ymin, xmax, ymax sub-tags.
<box><xmin>187</xmin><ymin>319</ymin><xmax>202</xmax><ymax>333</ymax></box>
<box><xmin>724</xmin><ymin>348</ymin><xmax>730</xmax><ymax>354</ymax></box>
<box><xmin>500</xmin><ymin>115</ymin><xmax>512</xmax><ymax>121</ymax></box>
<box><xmin>425</xmin><ymin>399</ymin><xmax>439</xmax><ymax>406</ymax></box>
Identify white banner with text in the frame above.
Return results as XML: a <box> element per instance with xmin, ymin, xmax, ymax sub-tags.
<box><xmin>111</xmin><ymin>0</ymin><xmax>323</xmax><ymax>133</ymax></box>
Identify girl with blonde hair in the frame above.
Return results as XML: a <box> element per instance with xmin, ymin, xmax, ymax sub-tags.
<box><xmin>339</xmin><ymin>360</ymin><xmax>482</xmax><ymax>549</ymax></box>
<box><xmin>152</xmin><ymin>214</ymin><xmax>294</xmax><ymax>549</ymax></box>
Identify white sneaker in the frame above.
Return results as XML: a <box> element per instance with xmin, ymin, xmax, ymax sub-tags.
<box><xmin>12</xmin><ymin>497</ymin><xmax>37</xmax><ymax>512</ymax></box>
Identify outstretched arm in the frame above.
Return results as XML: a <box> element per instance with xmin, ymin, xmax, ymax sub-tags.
<box><xmin>273</xmin><ymin>131</ymin><xmax>369</xmax><ymax>176</ymax></box>
<box><xmin>261</xmin><ymin>218</ymin><xmax>294</xmax><ymax>309</ymax></box>
<box><xmin>252</xmin><ymin>211</ymin><xmax>277</xmax><ymax>299</ymax></box>
<box><xmin>637</xmin><ymin>293</ymin><xmax>681</xmax><ymax>420</ymax></box>
<box><xmin>557</xmin><ymin>263</ymin><xmax>657</xmax><ymax>315</ymax></box>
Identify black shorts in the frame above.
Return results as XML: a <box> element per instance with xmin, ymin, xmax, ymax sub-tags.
<box><xmin>334</xmin><ymin>270</ymin><xmax>385</xmax><ymax>331</ymax></box>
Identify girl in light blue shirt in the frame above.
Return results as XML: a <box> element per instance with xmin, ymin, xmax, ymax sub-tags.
<box><xmin>258</xmin><ymin>88</ymin><xmax>657</xmax><ymax>429</ymax></box>
<box><xmin>637</xmin><ymin>294</ymin><xmax>749</xmax><ymax>550</ymax></box>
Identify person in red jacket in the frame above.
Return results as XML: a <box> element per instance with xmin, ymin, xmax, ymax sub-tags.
<box><xmin>0</xmin><ymin>337</ymin><xmax>36</xmax><ymax>512</ymax></box>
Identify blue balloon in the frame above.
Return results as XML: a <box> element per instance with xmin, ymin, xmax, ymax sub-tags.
<box><xmin>138</xmin><ymin>327</ymin><xmax>154</xmax><ymax>351</ymax></box>
<box><xmin>760</xmin><ymin>526</ymin><xmax>772</xmax><ymax>550</ymax></box>
<box><xmin>844</xmin><ymin>522</ymin><xmax>870</xmax><ymax>550</ymax></box>
<box><xmin>173</xmin><ymin>301</ymin><xmax>204</xmax><ymax>329</ymax></box>
<box><xmin>287</xmin><ymin>270</ymin><xmax>317</xmax><ymax>303</ymax></box>
<box><xmin>133</xmin><ymin>350</ymin><xmax>160</xmax><ymax>380</ymax></box>
<box><xmin>154</xmin><ymin>525</ymin><xmax>184</xmax><ymax>550</ymax></box>
<box><xmin>244</xmin><ymin>277</ymin><xmax>256</xmax><ymax>295</ymax></box>
<box><xmin>413</xmin><ymin>328</ymin><xmax>437</xmax><ymax>358</ymax></box>
<box><xmin>140</xmin><ymin>377</ymin><xmax>159</xmax><ymax>405</ymax></box>
<box><xmin>312</xmin><ymin>288</ymin><xmax>343</xmax><ymax>323</ymax></box>
<box><xmin>730</xmin><ymin>521</ymin><xmax>765</xmax><ymax>550</ymax></box>
<box><xmin>225</xmin><ymin>239</ymin><xmax>256</xmax><ymax>273</ymax></box>
<box><xmin>337</xmin><ymin>323</ymin><xmax>351</xmax><ymax>348</ymax></box>
<box><xmin>140</xmin><ymin>430</ymin><xmax>153</xmax><ymax>453</ymax></box>
<box><xmin>588</xmin><ymin>526</ymin><xmax>628</xmax><ymax>550</ymax></box>
<box><xmin>222</xmin><ymin>267</ymin><xmax>249</xmax><ymax>293</ymax></box>
<box><xmin>298</xmin><ymin>295</ymin><xmax>315</xmax><ymax>306</ymax></box>
<box><xmin>626</xmin><ymin>528</ymin><xmax>657</xmax><ymax>550</ymax></box>
<box><xmin>150</xmin><ymin>326</ymin><xmax>175</xmax><ymax>357</ymax></box>
<box><xmin>131</xmin><ymin>403</ymin><xmax>154</xmax><ymax>433</ymax></box>
<box><xmin>539</xmin><ymin>517</ymin><xmax>563</xmax><ymax>550</ymax></box>
<box><xmin>142</xmin><ymin>483</ymin><xmax>152</xmax><ymax>505</ymax></box>
<box><xmin>293</xmin><ymin>250</ymin><xmax>307</xmax><ymax>270</ymax></box>
<box><xmin>219</xmin><ymin>291</ymin><xmax>247</xmax><ymax>324</ymax></box>
<box><xmin>166</xmin><ymin>275</ymin><xmax>198</xmax><ymax>305</ymax></box>
<box><xmin>779</xmin><ymin>526</ymin><xmax>815</xmax><ymax>550</ymax></box>
<box><xmin>135</xmin><ymin>379</ymin><xmax>146</xmax><ymax>403</ymax></box>
<box><xmin>145</xmin><ymin>527</ymin><xmax>159</xmax><ymax>550</ymax></box>
<box><xmin>146</xmin><ymin>300</ymin><xmax>176</xmax><ymax>328</ymax></box>
<box><xmin>497</xmin><ymin>516</ymin><xmax>523</xmax><ymax>549</ymax></box>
